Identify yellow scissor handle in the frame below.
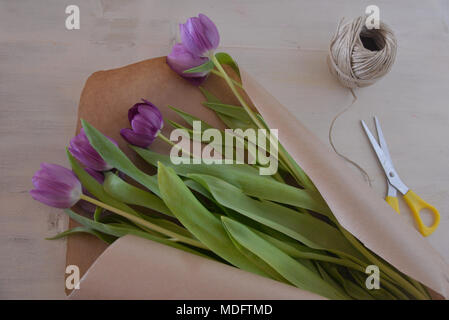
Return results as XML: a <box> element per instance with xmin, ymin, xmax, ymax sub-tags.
<box><xmin>403</xmin><ymin>190</ymin><xmax>440</xmax><ymax>237</ymax></box>
<box><xmin>385</xmin><ymin>196</ymin><xmax>400</xmax><ymax>214</ymax></box>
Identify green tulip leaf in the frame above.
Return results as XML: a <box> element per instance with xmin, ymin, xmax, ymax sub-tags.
<box><xmin>202</xmin><ymin>102</ymin><xmax>252</xmax><ymax>123</ymax></box>
<box><xmin>132</xmin><ymin>148</ymin><xmax>330</xmax><ymax>215</ymax></box>
<box><xmin>349</xmin><ymin>270</ymin><xmax>398</xmax><ymax>300</ymax></box>
<box><xmin>93</xmin><ymin>206</ymin><xmax>103</xmax><ymax>222</ymax></box>
<box><xmin>184</xmin><ymin>179</ymin><xmax>214</xmax><ymax>200</ymax></box>
<box><xmin>183</xmin><ymin>60</ymin><xmax>215</xmax><ymax>74</ymax></box>
<box><xmin>68</xmin><ymin>149</ymin><xmax>144</xmax><ymax>217</ymax></box>
<box><xmin>168</xmin><ymin>105</ymin><xmax>214</xmax><ymax>130</ymax></box>
<box><xmin>198</xmin><ymin>87</ymin><xmax>250</xmax><ymax>129</ymax></box>
<box><xmin>199</xmin><ymin>87</ymin><xmax>221</xmax><ymax>103</ymax></box>
<box><xmin>103</xmin><ymin>172</ymin><xmax>173</xmax><ymax>217</ymax></box>
<box><xmin>81</xmin><ymin>119</ymin><xmax>160</xmax><ymax>196</ymax></box>
<box><xmin>226</xmin><ymin>229</ymin><xmax>288</xmax><ymax>284</ymax></box>
<box><xmin>319</xmin><ymin>263</ymin><xmax>374</xmax><ymax>300</ymax></box>
<box><xmin>167</xmin><ymin>119</ymin><xmax>225</xmax><ymax>149</ymax></box>
<box><xmin>46</xmin><ymin>226</ymin><xmax>116</xmax><ymax>244</ymax></box>
<box><xmin>132</xmin><ymin>147</ymin><xmax>261</xmax><ymax>176</ymax></box>
<box><xmin>221</xmin><ymin>216</ymin><xmax>350</xmax><ymax>300</ymax></box>
<box><xmin>188</xmin><ymin>173</ymin><xmax>364</xmax><ymax>262</ymax></box>
<box><xmin>64</xmin><ymin>209</ymin><xmax>209</xmax><ymax>259</ymax></box>
<box><xmin>168</xmin><ymin>113</ymin><xmax>257</xmax><ymax>163</ymax></box>
<box><xmin>167</xmin><ymin>120</ymin><xmax>194</xmax><ymax>140</ymax></box>
<box><xmin>157</xmin><ymin>162</ymin><xmax>267</xmax><ymax>277</ymax></box>
<box><xmin>68</xmin><ymin>150</ymin><xmax>197</xmax><ymax>241</ymax></box>
<box><xmin>256</xmin><ymin>230</ymin><xmax>364</xmax><ymax>273</ymax></box>
<box><xmin>220</xmin><ymin>114</ymin><xmax>255</xmax><ymax>130</ymax></box>
<box><xmin>215</xmin><ymin>52</ymin><xmax>241</xmax><ymax>78</ymax></box>
<box><xmin>315</xmin><ymin>263</ymin><xmax>348</xmax><ymax>298</ymax></box>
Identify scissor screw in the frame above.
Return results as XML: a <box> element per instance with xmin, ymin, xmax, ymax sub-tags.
<box><xmin>389</xmin><ymin>172</ymin><xmax>395</xmax><ymax>177</ymax></box>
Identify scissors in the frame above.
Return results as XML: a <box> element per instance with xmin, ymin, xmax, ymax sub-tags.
<box><xmin>361</xmin><ymin>116</ymin><xmax>440</xmax><ymax>237</ymax></box>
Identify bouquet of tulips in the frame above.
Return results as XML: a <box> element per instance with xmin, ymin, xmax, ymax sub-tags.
<box><xmin>31</xmin><ymin>14</ymin><xmax>432</xmax><ymax>300</ymax></box>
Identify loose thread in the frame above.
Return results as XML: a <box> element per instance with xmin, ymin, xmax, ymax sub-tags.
<box><xmin>328</xmin><ymin>89</ymin><xmax>372</xmax><ymax>186</ymax></box>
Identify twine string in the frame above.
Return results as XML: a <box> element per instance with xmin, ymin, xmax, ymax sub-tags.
<box><xmin>328</xmin><ymin>89</ymin><xmax>372</xmax><ymax>186</ymax></box>
<box><xmin>326</xmin><ymin>16</ymin><xmax>397</xmax><ymax>185</ymax></box>
<box><xmin>327</xmin><ymin>16</ymin><xmax>397</xmax><ymax>88</ymax></box>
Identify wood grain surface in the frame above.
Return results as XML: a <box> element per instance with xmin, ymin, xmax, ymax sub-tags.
<box><xmin>1</xmin><ymin>0</ymin><xmax>448</xmax><ymax>299</ymax></box>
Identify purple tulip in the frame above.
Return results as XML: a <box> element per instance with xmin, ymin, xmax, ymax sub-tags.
<box><xmin>69</xmin><ymin>128</ymin><xmax>117</xmax><ymax>171</ymax></box>
<box><xmin>30</xmin><ymin>163</ymin><xmax>82</xmax><ymax>209</ymax></box>
<box><xmin>120</xmin><ymin>99</ymin><xmax>164</xmax><ymax>148</ymax></box>
<box><xmin>167</xmin><ymin>43</ymin><xmax>209</xmax><ymax>85</ymax></box>
<box><xmin>180</xmin><ymin>14</ymin><xmax>219</xmax><ymax>57</ymax></box>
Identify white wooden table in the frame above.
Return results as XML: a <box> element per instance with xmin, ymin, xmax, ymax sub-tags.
<box><xmin>1</xmin><ymin>0</ymin><xmax>448</xmax><ymax>299</ymax></box>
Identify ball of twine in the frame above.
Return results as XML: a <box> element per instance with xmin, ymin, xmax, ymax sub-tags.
<box><xmin>327</xmin><ymin>16</ymin><xmax>397</xmax><ymax>88</ymax></box>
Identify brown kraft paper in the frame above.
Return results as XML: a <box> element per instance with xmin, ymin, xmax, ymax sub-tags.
<box><xmin>67</xmin><ymin>57</ymin><xmax>449</xmax><ymax>299</ymax></box>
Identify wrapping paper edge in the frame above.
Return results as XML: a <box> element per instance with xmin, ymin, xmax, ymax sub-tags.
<box><xmin>66</xmin><ymin>57</ymin><xmax>448</xmax><ymax>299</ymax></box>
<box><xmin>69</xmin><ymin>235</ymin><xmax>325</xmax><ymax>300</ymax></box>
<box><xmin>240</xmin><ymin>69</ymin><xmax>449</xmax><ymax>299</ymax></box>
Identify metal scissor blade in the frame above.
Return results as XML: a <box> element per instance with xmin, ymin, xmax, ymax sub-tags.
<box><xmin>361</xmin><ymin>120</ymin><xmax>409</xmax><ymax>194</ymax></box>
<box><xmin>387</xmin><ymin>181</ymin><xmax>397</xmax><ymax>197</ymax></box>
<box><xmin>361</xmin><ymin>120</ymin><xmax>388</xmax><ymax>165</ymax></box>
<box><xmin>374</xmin><ymin>116</ymin><xmax>393</xmax><ymax>164</ymax></box>
<box><xmin>374</xmin><ymin>117</ymin><xmax>397</xmax><ymax>197</ymax></box>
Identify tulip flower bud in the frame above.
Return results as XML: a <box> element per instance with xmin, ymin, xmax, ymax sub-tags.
<box><xmin>69</xmin><ymin>128</ymin><xmax>117</xmax><ymax>171</ymax></box>
<box><xmin>180</xmin><ymin>14</ymin><xmax>220</xmax><ymax>57</ymax></box>
<box><xmin>167</xmin><ymin>43</ymin><xmax>209</xmax><ymax>85</ymax></box>
<box><xmin>30</xmin><ymin>163</ymin><xmax>82</xmax><ymax>208</ymax></box>
<box><xmin>120</xmin><ymin>99</ymin><xmax>164</xmax><ymax>148</ymax></box>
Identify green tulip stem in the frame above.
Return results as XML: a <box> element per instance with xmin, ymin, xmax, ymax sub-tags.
<box><xmin>339</xmin><ymin>227</ymin><xmax>427</xmax><ymax>300</ymax></box>
<box><xmin>211</xmin><ymin>54</ymin><xmax>314</xmax><ymax>190</ymax></box>
<box><xmin>210</xmin><ymin>69</ymin><xmax>243</xmax><ymax>88</ymax></box>
<box><xmin>80</xmin><ymin>194</ymin><xmax>208</xmax><ymax>250</ymax></box>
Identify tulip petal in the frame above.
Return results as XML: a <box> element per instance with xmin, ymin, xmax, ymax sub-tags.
<box><xmin>123</xmin><ymin>100</ymin><xmax>164</xmax><ymax>148</ymax></box>
<box><xmin>167</xmin><ymin>43</ymin><xmax>209</xmax><ymax>85</ymax></box>
<box><xmin>167</xmin><ymin>43</ymin><xmax>209</xmax><ymax>76</ymax></box>
<box><xmin>38</xmin><ymin>163</ymin><xmax>79</xmax><ymax>187</ymax></box>
<box><xmin>180</xmin><ymin>19</ymin><xmax>204</xmax><ymax>56</ymax></box>
<box><xmin>130</xmin><ymin>115</ymin><xmax>158</xmax><ymax>137</ymax></box>
<box><xmin>32</xmin><ymin>176</ymin><xmax>74</xmax><ymax>194</ymax></box>
<box><xmin>68</xmin><ymin>145</ymin><xmax>108</xmax><ymax>171</ymax></box>
<box><xmin>136</xmin><ymin>105</ymin><xmax>163</xmax><ymax>130</ymax></box>
<box><xmin>127</xmin><ymin>103</ymin><xmax>141</xmax><ymax>123</ymax></box>
<box><xmin>120</xmin><ymin>128</ymin><xmax>155</xmax><ymax>148</ymax></box>
<box><xmin>199</xmin><ymin>14</ymin><xmax>220</xmax><ymax>49</ymax></box>
<box><xmin>180</xmin><ymin>14</ymin><xmax>219</xmax><ymax>56</ymax></box>
<box><xmin>68</xmin><ymin>129</ymin><xmax>116</xmax><ymax>171</ymax></box>
<box><xmin>30</xmin><ymin>189</ymin><xmax>79</xmax><ymax>208</ymax></box>
<box><xmin>184</xmin><ymin>75</ymin><xmax>208</xmax><ymax>86</ymax></box>
<box><xmin>30</xmin><ymin>163</ymin><xmax>82</xmax><ymax>209</ymax></box>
